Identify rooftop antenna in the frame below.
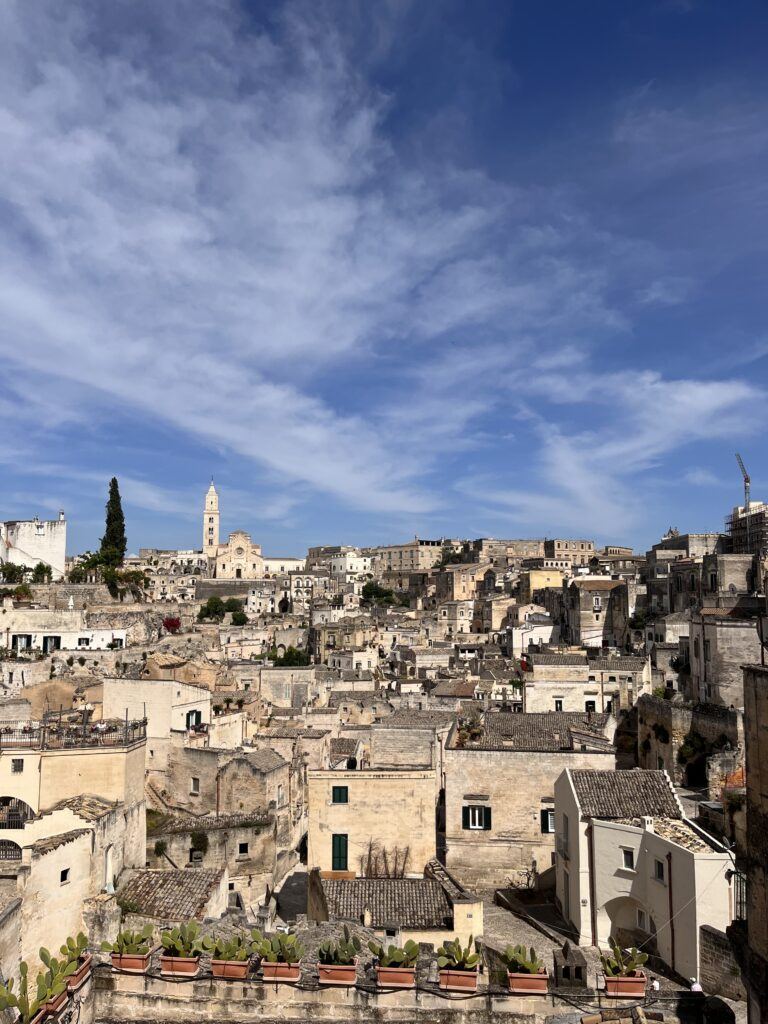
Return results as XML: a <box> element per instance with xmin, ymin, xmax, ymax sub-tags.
<box><xmin>735</xmin><ymin>453</ymin><xmax>751</xmax><ymax>553</ymax></box>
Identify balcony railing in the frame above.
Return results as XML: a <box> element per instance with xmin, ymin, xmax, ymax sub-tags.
<box><xmin>0</xmin><ymin>720</ymin><xmax>147</xmax><ymax>751</ymax></box>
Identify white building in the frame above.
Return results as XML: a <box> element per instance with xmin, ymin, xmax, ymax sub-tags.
<box><xmin>263</xmin><ymin>557</ymin><xmax>306</xmax><ymax>574</ymax></box>
<box><xmin>329</xmin><ymin>550</ymin><xmax>372</xmax><ymax>578</ymax></box>
<box><xmin>0</xmin><ymin>513</ymin><xmax>67</xmax><ymax>580</ymax></box>
<box><xmin>554</xmin><ymin>768</ymin><xmax>733</xmax><ymax>982</ymax></box>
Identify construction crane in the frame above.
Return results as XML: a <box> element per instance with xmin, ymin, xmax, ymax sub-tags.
<box><xmin>735</xmin><ymin>453</ymin><xmax>751</xmax><ymax>554</ymax></box>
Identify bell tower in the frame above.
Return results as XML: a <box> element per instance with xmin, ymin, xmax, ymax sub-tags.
<box><xmin>203</xmin><ymin>480</ymin><xmax>220</xmax><ymax>557</ymax></box>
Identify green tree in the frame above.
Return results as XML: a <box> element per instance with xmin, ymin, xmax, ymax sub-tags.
<box><xmin>99</xmin><ymin>477</ymin><xmax>127</xmax><ymax>567</ymax></box>
<box><xmin>0</xmin><ymin>562</ymin><xmax>28</xmax><ymax>584</ymax></box>
<box><xmin>224</xmin><ymin>598</ymin><xmax>243</xmax><ymax>613</ymax></box>
<box><xmin>31</xmin><ymin>562</ymin><xmax>52</xmax><ymax>584</ymax></box>
<box><xmin>269</xmin><ymin>645</ymin><xmax>310</xmax><ymax>666</ymax></box>
<box><xmin>231</xmin><ymin>610</ymin><xmax>248</xmax><ymax>626</ymax></box>
<box><xmin>198</xmin><ymin>596</ymin><xmax>226</xmax><ymax>621</ymax></box>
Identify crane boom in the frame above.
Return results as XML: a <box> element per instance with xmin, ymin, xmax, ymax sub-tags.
<box><xmin>736</xmin><ymin>452</ymin><xmax>750</xmax><ymax>485</ymax></box>
<box><xmin>735</xmin><ymin>452</ymin><xmax>752</xmax><ymax>553</ymax></box>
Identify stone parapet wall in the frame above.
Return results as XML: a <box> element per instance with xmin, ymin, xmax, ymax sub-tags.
<box><xmin>91</xmin><ymin>967</ymin><xmax>712</xmax><ymax>1024</ymax></box>
<box><xmin>698</xmin><ymin>925</ymin><xmax>745</xmax><ymax>1001</ymax></box>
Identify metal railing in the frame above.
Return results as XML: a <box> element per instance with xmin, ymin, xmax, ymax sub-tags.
<box><xmin>0</xmin><ymin>720</ymin><xmax>147</xmax><ymax>751</ymax></box>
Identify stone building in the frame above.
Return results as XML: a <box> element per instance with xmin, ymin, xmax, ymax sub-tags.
<box><xmin>543</xmin><ymin>538</ymin><xmax>594</xmax><ymax>567</ymax></box>
<box><xmin>368</xmin><ymin>538</ymin><xmax>444</xmax><ymax>575</ymax></box>
<box><xmin>443</xmin><ymin>711</ymin><xmax>616</xmax><ymax>887</ymax></box>
<box><xmin>214</xmin><ymin>530</ymin><xmax>264</xmax><ymax>580</ymax></box>
<box><xmin>636</xmin><ymin>693</ymin><xmax>743</xmax><ymax>790</ymax></box>
<box><xmin>307</xmin><ymin>859</ymin><xmax>482</xmax><ymax>948</ymax></box>
<box><xmin>563</xmin><ymin>578</ymin><xmax>629</xmax><ymax>649</ymax></box>
<box><xmin>689</xmin><ymin>605</ymin><xmax>762</xmax><ymax>706</ymax></box>
<box><xmin>434</xmin><ymin>563</ymin><xmax>491</xmax><ymax>604</ymax></box>
<box><xmin>737</xmin><ymin>663</ymin><xmax>768</xmax><ymax>1023</ymax></box>
<box><xmin>554</xmin><ymin>768</ymin><xmax>733</xmax><ymax>981</ymax></box>
<box><xmin>0</xmin><ymin>511</ymin><xmax>67</xmax><ymax>580</ymax></box>
<box><xmin>306</xmin><ymin>767</ymin><xmax>437</xmax><ymax>877</ymax></box>
<box><xmin>202</xmin><ymin>481</ymin><xmax>220</xmax><ymax>558</ymax></box>
<box><xmin>146</xmin><ymin>811</ymin><xmax>276</xmax><ymax>908</ymax></box>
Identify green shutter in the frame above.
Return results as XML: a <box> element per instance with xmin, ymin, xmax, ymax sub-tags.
<box><xmin>332</xmin><ymin>786</ymin><xmax>348</xmax><ymax>804</ymax></box>
<box><xmin>462</xmin><ymin>806</ymin><xmax>470</xmax><ymax>830</ymax></box>
<box><xmin>332</xmin><ymin>834</ymin><xmax>348</xmax><ymax>871</ymax></box>
<box><xmin>540</xmin><ymin>809</ymin><xmax>549</xmax><ymax>833</ymax></box>
<box><xmin>483</xmin><ymin>806</ymin><xmax>492</xmax><ymax>830</ymax></box>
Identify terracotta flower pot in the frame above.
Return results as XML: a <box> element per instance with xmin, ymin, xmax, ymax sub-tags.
<box><xmin>159</xmin><ymin>954</ymin><xmax>200</xmax><ymax>977</ymax></box>
<box><xmin>376</xmin><ymin>965</ymin><xmax>416</xmax><ymax>988</ymax></box>
<box><xmin>318</xmin><ymin>963</ymin><xmax>357</xmax><ymax>986</ymax></box>
<box><xmin>261</xmin><ymin>961</ymin><xmax>301</xmax><ymax>983</ymax></box>
<box><xmin>604</xmin><ymin>971</ymin><xmax>647</xmax><ymax>998</ymax></box>
<box><xmin>42</xmin><ymin>989</ymin><xmax>69</xmax><ymax>1017</ymax></box>
<box><xmin>110</xmin><ymin>948</ymin><xmax>154</xmax><ymax>973</ymax></box>
<box><xmin>211</xmin><ymin>958</ymin><xmax>250</xmax><ymax>980</ymax></box>
<box><xmin>439</xmin><ymin>968</ymin><xmax>478</xmax><ymax>992</ymax></box>
<box><xmin>507</xmin><ymin>969</ymin><xmax>548</xmax><ymax>994</ymax></box>
<box><xmin>67</xmin><ymin>952</ymin><xmax>93</xmax><ymax>991</ymax></box>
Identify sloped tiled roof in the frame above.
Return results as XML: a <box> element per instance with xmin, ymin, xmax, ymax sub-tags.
<box><xmin>321</xmin><ymin>877</ymin><xmax>452</xmax><ymax>929</ymax></box>
<box><xmin>530</xmin><ymin>653</ymin><xmax>587</xmax><ymax>666</ymax></box>
<box><xmin>589</xmin><ymin>657</ymin><xmax>646</xmax><ymax>671</ymax></box>
<box><xmin>118</xmin><ymin>869</ymin><xmax>224</xmax><ymax>921</ymax></box>
<box><xmin>31</xmin><ymin>829</ymin><xmax>90</xmax><ymax>855</ymax></box>
<box><xmin>458</xmin><ymin>712</ymin><xmax>612</xmax><ymax>752</ymax></box>
<box><xmin>330</xmin><ymin>737</ymin><xmax>358</xmax><ymax>762</ymax></box>
<box><xmin>569</xmin><ymin>769</ymin><xmax>681</xmax><ymax>819</ymax></box>
<box><xmin>385</xmin><ymin>710</ymin><xmax>457</xmax><ymax>730</ymax></box>
<box><xmin>242</xmin><ymin>749</ymin><xmax>287</xmax><ymax>773</ymax></box>
<box><xmin>52</xmin><ymin>795</ymin><xmax>117</xmax><ymax>820</ymax></box>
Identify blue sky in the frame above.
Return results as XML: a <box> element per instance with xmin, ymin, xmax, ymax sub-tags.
<box><xmin>1</xmin><ymin>0</ymin><xmax>767</xmax><ymax>557</ymax></box>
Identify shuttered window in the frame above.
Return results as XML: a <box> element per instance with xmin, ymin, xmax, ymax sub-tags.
<box><xmin>331</xmin><ymin>834</ymin><xmax>348</xmax><ymax>871</ymax></box>
<box><xmin>462</xmin><ymin>805</ymin><xmax>491</xmax><ymax>830</ymax></box>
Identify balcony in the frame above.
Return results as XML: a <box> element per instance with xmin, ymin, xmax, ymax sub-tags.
<box><xmin>0</xmin><ymin>720</ymin><xmax>147</xmax><ymax>751</ymax></box>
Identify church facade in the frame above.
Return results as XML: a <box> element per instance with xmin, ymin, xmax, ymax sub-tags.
<box><xmin>202</xmin><ymin>483</ymin><xmax>264</xmax><ymax>579</ymax></box>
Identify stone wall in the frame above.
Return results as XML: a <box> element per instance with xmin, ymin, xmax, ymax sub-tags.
<box><xmin>636</xmin><ymin>694</ymin><xmax>743</xmax><ymax>788</ymax></box>
<box><xmin>699</xmin><ymin>925</ymin><xmax>745</xmax><ymax>1000</ymax></box>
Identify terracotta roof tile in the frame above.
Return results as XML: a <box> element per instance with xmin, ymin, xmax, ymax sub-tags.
<box><xmin>321</xmin><ymin>877</ymin><xmax>451</xmax><ymax>929</ymax></box>
<box><xmin>118</xmin><ymin>869</ymin><xmax>223</xmax><ymax>921</ymax></box>
<box><xmin>569</xmin><ymin>768</ymin><xmax>681</xmax><ymax>819</ymax></box>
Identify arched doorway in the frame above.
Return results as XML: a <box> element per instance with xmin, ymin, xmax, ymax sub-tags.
<box><xmin>236</xmin><ymin>568</ymin><xmax>242</xmax><ymax>579</ymax></box>
<box><xmin>0</xmin><ymin>840</ymin><xmax>22</xmax><ymax>861</ymax></box>
<box><xmin>0</xmin><ymin>797</ymin><xmax>35</xmax><ymax>829</ymax></box>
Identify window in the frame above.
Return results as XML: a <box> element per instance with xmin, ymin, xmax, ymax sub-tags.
<box><xmin>332</xmin><ymin>833</ymin><xmax>348</xmax><ymax>871</ymax></box>
<box><xmin>77</xmin><ymin>637</ymin><xmax>90</xmax><ymax>647</ymax></box>
<box><xmin>657</xmin><ymin>756</ymin><xmax>664</xmax><ymax>769</ymax></box>
<box><xmin>622</xmin><ymin>848</ymin><xmax>635</xmax><ymax>870</ymax></box>
<box><xmin>554</xmin><ymin>699</ymin><xmax>563</xmax><ymax>712</ymax></box>
<box><xmin>238</xmin><ymin>842</ymin><xmax>249</xmax><ymax>856</ymax></box>
<box><xmin>462</xmin><ymin>805</ymin><xmax>492</xmax><ymax>830</ymax></box>
<box><xmin>606</xmin><ymin>699</ymin><xmax>613</xmax><ymax>714</ymax></box>
<box><xmin>190</xmin><ymin>776</ymin><xmax>200</xmax><ymax>795</ymax></box>
<box><xmin>654</xmin><ymin>859</ymin><xmax>665</xmax><ymax>882</ymax></box>
<box><xmin>60</xmin><ymin>868</ymin><xmax>70</xmax><ymax>885</ymax></box>
<box><xmin>332</xmin><ymin>786</ymin><xmax>348</xmax><ymax>804</ymax></box>
<box><xmin>11</xmin><ymin>759</ymin><xmax>23</xmax><ymax>774</ymax></box>
<box><xmin>704</xmin><ymin>640</ymin><xmax>711</xmax><ymax>662</ymax></box>
<box><xmin>694</xmin><ymin>637</ymin><xmax>700</xmax><ymax>659</ymax></box>
<box><xmin>585</xmin><ymin>700</ymin><xmax>596</xmax><ymax>713</ymax></box>
<box><xmin>593</xmin><ymin>596</ymin><xmax>602</xmax><ymax>611</ymax></box>
<box><xmin>637</xmin><ymin>908</ymin><xmax>647</xmax><ymax>931</ymax></box>
<box><xmin>541</xmin><ymin>809</ymin><xmax>555</xmax><ymax>833</ymax></box>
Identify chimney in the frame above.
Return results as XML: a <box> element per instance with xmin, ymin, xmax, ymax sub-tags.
<box><xmin>642</xmin><ymin>816</ymin><xmax>654</xmax><ymax>833</ymax></box>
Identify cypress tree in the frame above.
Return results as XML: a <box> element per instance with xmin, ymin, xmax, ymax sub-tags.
<box><xmin>100</xmin><ymin>477</ymin><xmax>127</xmax><ymax>566</ymax></box>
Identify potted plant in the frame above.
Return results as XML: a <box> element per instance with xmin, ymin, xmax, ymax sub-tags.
<box><xmin>160</xmin><ymin>923</ymin><xmax>203</xmax><ymax>977</ymax></box>
<box><xmin>317</xmin><ymin>926</ymin><xmax>361</xmax><ymax>986</ymax></box>
<box><xmin>202</xmin><ymin>932</ymin><xmax>259</xmax><ymax>980</ymax></box>
<box><xmin>254</xmin><ymin>932</ymin><xmax>305</xmax><ymax>983</ymax></box>
<box><xmin>436</xmin><ymin>936</ymin><xmax>480</xmax><ymax>991</ymax></box>
<box><xmin>368</xmin><ymin>939</ymin><xmax>419</xmax><ymax>988</ymax></box>
<box><xmin>501</xmin><ymin>944</ymin><xmax>548</xmax><ymax>994</ymax></box>
<box><xmin>601</xmin><ymin>939</ymin><xmax>648</xmax><ymax>998</ymax></box>
<box><xmin>0</xmin><ymin>958</ymin><xmax>72</xmax><ymax>1024</ymax></box>
<box><xmin>60</xmin><ymin>933</ymin><xmax>92</xmax><ymax>991</ymax></box>
<box><xmin>38</xmin><ymin>949</ymin><xmax>77</xmax><ymax>1017</ymax></box>
<box><xmin>101</xmin><ymin>925</ymin><xmax>156</xmax><ymax>973</ymax></box>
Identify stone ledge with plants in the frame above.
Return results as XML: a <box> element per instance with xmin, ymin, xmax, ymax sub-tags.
<box><xmin>0</xmin><ymin>932</ymin><xmax>93</xmax><ymax>1024</ymax></box>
